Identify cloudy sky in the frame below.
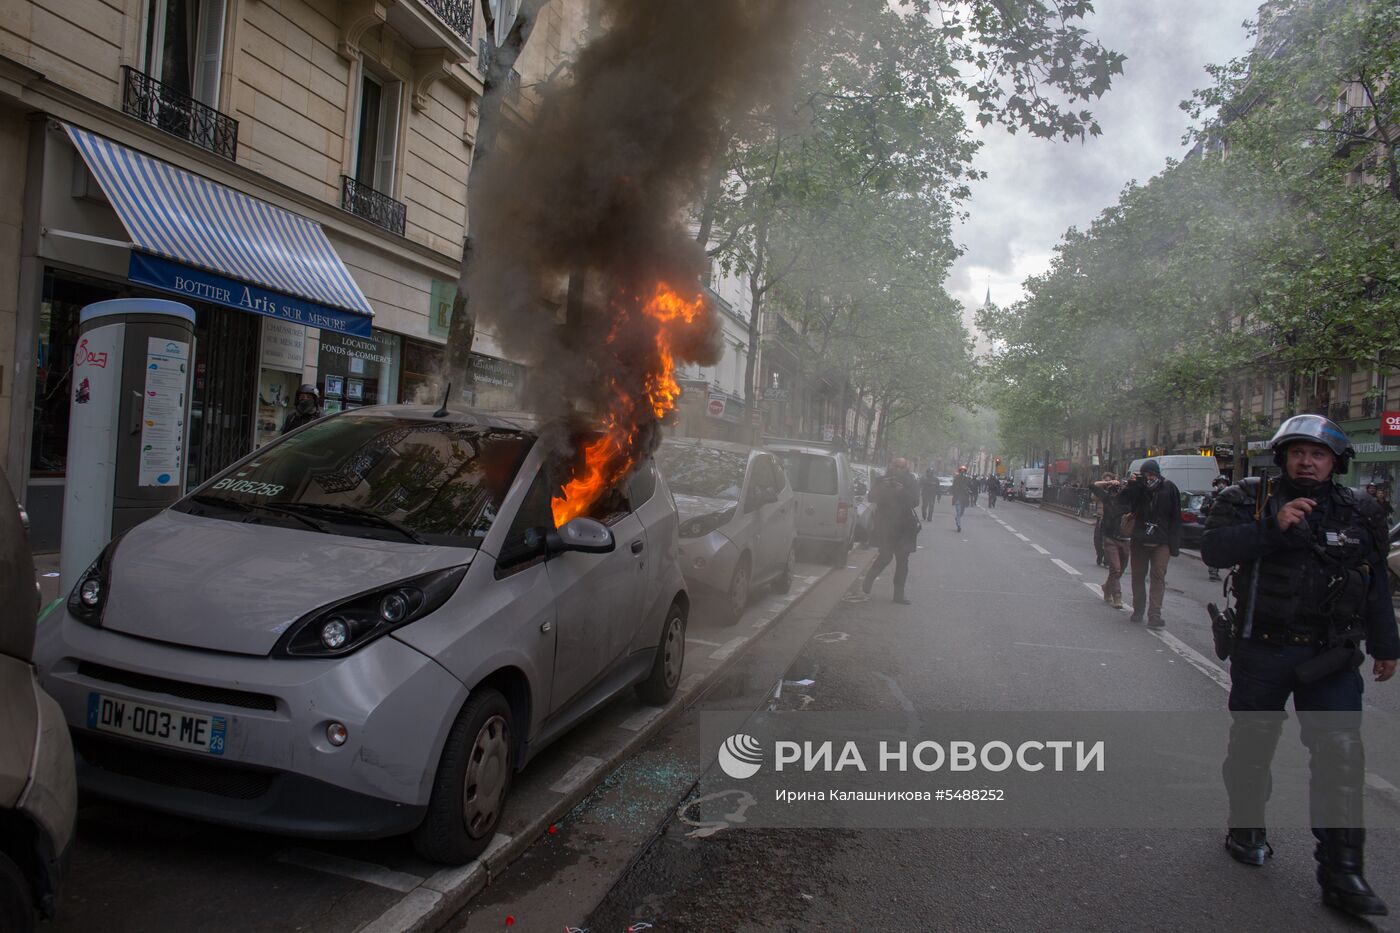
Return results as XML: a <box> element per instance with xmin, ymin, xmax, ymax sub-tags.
<box><xmin>949</xmin><ymin>0</ymin><xmax>1263</xmax><ymax>335</ymax></box>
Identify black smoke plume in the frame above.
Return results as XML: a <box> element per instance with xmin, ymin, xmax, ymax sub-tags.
<box><xmin>466</xmin><ymin>0</ymin><xmax>802</xmax><ymax>463</ymax></box>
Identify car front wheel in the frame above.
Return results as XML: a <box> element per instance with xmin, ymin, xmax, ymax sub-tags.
<box><xmin>0</xmin><ymin>850</ymin><xmax>34</xmax><ymax>933</ymax></box>
<box><xmin>413</xmin><ymin>688</ymin><xmax>514</xmax><ymax>864</ymax></box>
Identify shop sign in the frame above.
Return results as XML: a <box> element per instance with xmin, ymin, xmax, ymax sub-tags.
<box><xmin>429</xmin><ymin>279</ymin><xmax>455</xmax><ymax>338</ymax></box>
<box><xmin>260</xmin><ymin>319</ymin><xmax>305</xmax><ymax>373</ymax></box>
<box><xmin>471</xmin><ymin>354</ymin><xmax>522</xmax><ymax>390</ymax></box>
<box><xmin>130</xmin><ymin>252</ymin><xmax>372</xmax><ymax>337</ymax></box>
<box><xmin>1382</xmin><ymin>411</ymin><xmax>1400</xmax><ymax>445</ymax></box>
<box><xmin>1053</xmin><ymin>459</ymin><xmax>1070</xmax><ymax>474</ymax></box>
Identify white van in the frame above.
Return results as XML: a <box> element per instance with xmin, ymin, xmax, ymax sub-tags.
<box><xmin>1012</xmin><ymin>468</ymin><xmax>1044</xmax><ymax>501</ymax></box>
<box><xmin>1127</xmin><ymin>455</ymin><xmax>1220</xmax><ymax>494</ymax></box>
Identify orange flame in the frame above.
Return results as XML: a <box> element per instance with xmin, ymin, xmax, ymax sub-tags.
<box><xmin>551</xmin><ymin>282</ymin><xmax>706</xmax><ymax>526</ymax></box>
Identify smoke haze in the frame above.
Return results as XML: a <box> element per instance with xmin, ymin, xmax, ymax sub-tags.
<box><xmin>467</xmin><ymin>0</ymin><xmax>804</xmax><ymax>461</ymax></box>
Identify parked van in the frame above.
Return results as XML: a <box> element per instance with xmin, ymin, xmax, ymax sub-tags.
<box><xmin>1012</xmin><ymin>468</ymin><xmax>1044</xmax><ymax>501</ymax></box>
<box><xmin>770</xmin><ymin>441</ymin><xmax>855</xmax><ymax>566</ymax></box>
<box><xmin>1127</xmin><ymin>454</ymin><xmax>1220</xmax><ymax>494</ymax></box>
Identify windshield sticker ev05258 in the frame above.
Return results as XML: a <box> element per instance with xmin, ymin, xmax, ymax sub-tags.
<box><xmin>212</xmin><ymin>478</ymin><xmax>286</xmax><ymax>497</ymax></box>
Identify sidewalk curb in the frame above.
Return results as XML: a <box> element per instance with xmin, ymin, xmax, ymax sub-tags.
<box><xmin>1037</xmin><ymin>502</ymin><xmax>1097</xmax><ymax>526</ymax></box>
<box><xmin>355</xmin><ymin>557</ymin><xmax>854</xmax><ymax>933</ymax></box>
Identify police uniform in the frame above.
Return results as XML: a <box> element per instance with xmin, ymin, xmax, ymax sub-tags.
<box><xmin>1202</xmin><ymin>415</ymin><xmax>1397</xmax><ymax>917</ymax></box>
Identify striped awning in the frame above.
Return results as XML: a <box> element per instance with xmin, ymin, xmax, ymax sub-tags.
<box><xmin>64</xmin><ymin>124</ymin><xmax>374</xmax><ymax>336</ymax></box>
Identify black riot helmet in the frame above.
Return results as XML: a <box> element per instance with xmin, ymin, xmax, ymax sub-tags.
<box><xmin>1268</xmin><ymin>414</ymin><xmax>1353</xmax><ymax>473</ymax></box>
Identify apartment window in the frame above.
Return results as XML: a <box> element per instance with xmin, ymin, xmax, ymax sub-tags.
<box><xmin>354</xmin><ymin>70</ymin><xmax>402</xmax><ymax>196</ymax></box>
<box><xmin>143</xmin><ymin>0</ymin><xmax>226</xmax><ymax>108</ymax></box>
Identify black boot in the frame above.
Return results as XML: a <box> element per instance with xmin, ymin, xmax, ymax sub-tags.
<box><xmin>893</xmin><ymin>588</ymin><xmax>910</xmax><ymax>605</ymax></box>
<box><xmin>1225</xmin><ymin>828</ymin><xmax>1272</xmax><ymax>866</ymax></box>
<box><xmin>1316</xmin><ymin>829</ymin><xmax>1389</xmax><ymax>917</ymax></box>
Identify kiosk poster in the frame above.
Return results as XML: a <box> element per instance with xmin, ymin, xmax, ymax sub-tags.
<box><xmin>140</xmin><ymin>337</ymin><xmax>189</xmax><ymax>486</ymax></box>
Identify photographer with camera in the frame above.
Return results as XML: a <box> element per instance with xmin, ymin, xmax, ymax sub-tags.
<box><xmin>1202</xmin><ymin>415</ymin><xmax>1397</xmax><ymax>917</ymax></box>
<box><xmin>1121</xmin><ymin>459</ymin><xmax>1182</xmax><ymax>628</ymax></box>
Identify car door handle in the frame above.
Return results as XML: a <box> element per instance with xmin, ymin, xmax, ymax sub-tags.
<box><xmin>540</xmin><ymin>620</ymin><xmax>552</xmax><ymax>633</ymax></box>
<box><xmin>630</xmin><ymin>539</ymin><xmax>645</xmax><ymax>554</ymax></box>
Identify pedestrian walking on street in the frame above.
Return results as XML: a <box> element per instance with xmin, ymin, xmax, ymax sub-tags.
<box><xmin>987</xmin><ymin>474</ymin><xmax>1000</xmax><ymax>509</ymax></box>
<box><xmin>920</xmin><ymin>465</ymin><xmax>939</xmax><ymax>522</ymax></box>
<box><xmin>1122</xmin><ymin>459</ymin><xmax>1182</xmax><ymax>628</ymax></box>
<box><xmin>1091</xmin><ymin>472</ymin><xmax>1129</xmax><ymax>608</ymax></box>
<box><xmin>861</xmin><ymin>458</ymin><xmax>921</xmax><ymax>604</ymax></box>
<box><xmin>280</xmin><ymin>384</ymin><xmax>322</xmax><ymax>434</ymax></box>
<box><xmin>1203</xmin><ymin>414</ymin><xmax>1397</xmax><ymax>918</ymax></box>
<box><xmin>950</xmin><ymin>466</ymin><xmax>973</xmax><ymax>533</ymax></box>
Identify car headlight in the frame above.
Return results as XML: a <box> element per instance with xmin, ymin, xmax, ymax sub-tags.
<box><xmin>67</xmin><ymin>537</ymin><xmax>123</xmax><ymax>627</ymax></box>
<box><xmin>679</xmin><ymin>507</ymin><xmax>736</xmax><ymax>539</ymax></box>
<box><xmin>274</xmin><ymin>566</ymin><xmax>468</xmax><ymax>658</ymax></box>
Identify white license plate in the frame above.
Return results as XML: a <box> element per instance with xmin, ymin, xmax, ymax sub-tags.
<box><xmin>86</xmin><ymin>692</ymin><xmax>226</xmax><ymax>755</ymax></box>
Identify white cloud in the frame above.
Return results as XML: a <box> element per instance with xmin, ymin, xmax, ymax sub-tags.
<box><xmin>950</xmin><ymin>0</ymin><xmax>1261</xmax><ymax>333</ymax></box>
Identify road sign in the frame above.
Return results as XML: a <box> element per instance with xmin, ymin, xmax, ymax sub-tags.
<box><xmin>707</xmin><ymin>397</ymin><xmax>725</xmax><ymax>417</ymax></box>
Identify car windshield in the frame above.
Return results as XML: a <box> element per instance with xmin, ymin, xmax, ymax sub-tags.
<box><xmin>176</xmin><ymin>415</ymin><xmax>533</xmax><ymax>547</ymax></box>
<box><xmin>776</xmin><ymin>451</ymin><xmax>839</xmax><ymax>495</ymax></box>
<box><xmin>655</xmin><ymin>443</ymin><xmax>748</xmax><ymax>501</ymax></box>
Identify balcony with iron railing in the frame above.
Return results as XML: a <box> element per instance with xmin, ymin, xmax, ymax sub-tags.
<box><xmin>1333</xmin><ymin>107</ymin><xmax>1370</xmax><ymax>155</ymax></box>
<box><xmin>341</xmin><ymin>176</ymin><xmax>406</xmax><ymax>235</ymax></box>
<box><xmin>121</xmin><ymin>66</ymin><xmax>238</xmax><ymax>160</ymax></box>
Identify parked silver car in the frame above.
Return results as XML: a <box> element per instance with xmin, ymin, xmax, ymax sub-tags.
<box><xmin>35</xmin><ymin>406</ymin><xmax>688</xmax><ymax>864</ymax></box>
<box><xmin>770</xmin><ymin>441</ymin><xmax>855</xmax><ymax>566</ymax></box>
<box><xmin>1</xmin><ymin>466</ymin><xmax>76</xmax><ymax>933</ymax></box>
<box><xmin>654</xmin><ymin>438</ymin><xmax>797</xmax><ymax>623</ymax></box>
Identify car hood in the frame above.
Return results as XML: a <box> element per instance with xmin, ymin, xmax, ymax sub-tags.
<box><xmin>672</xmin><ymin>493</ymin><xmax>739</xmax><ymax>523</ymax></box>
<box><xmin>99</xmin><ymin>510</ymin><xmax>474</xmax><ymax>656</ymax></box>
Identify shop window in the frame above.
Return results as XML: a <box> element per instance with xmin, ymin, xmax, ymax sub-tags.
<box><xmin>353</xmin><ymin>69</ymin><xmax>402</xmax><ymax>197</ymax></box>
<box><xmin>318</xmin><ymin>330</ymin><xmax>401</xmax><ymax>413</ymax></box>
<box><xmin>399</xmin><ymin>338</ymin><xmax>445</xmax><ymax>407</ymax></box>
<box><xmin>31</xmin><ymin>272</ymin><xmax>123</xmax><ymax>477</ymax></box>
<box><xmin>142</xmin><ymin>0</ymin><xmax>227</xmax><ymax>107</ymax></box>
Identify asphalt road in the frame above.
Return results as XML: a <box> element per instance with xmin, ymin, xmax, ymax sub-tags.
<box><xmin>446</xmin><ymin>499</ymin><xmax>1400</xmax><ymax>932</ymax></box>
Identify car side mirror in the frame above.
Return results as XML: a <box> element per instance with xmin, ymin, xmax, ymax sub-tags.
<box><xmin>537</xmin><ymin>517</ymin><xmax>615</xmax><ymax>555</ymax></box>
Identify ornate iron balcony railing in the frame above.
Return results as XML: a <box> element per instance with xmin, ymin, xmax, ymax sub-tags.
<box><xmin>425</xmin><ymin>0</ymin><xmax>472</xmax><ymax>44</ymax></box>
<box><xmin>341</xmin><ymin>175</ymin><xmax>406</xmax><ymax>235</ymax></box>
<box><xmin>122</xmin><ymin>66</ymin><xmax>238</xmax><ymax>160</ymax></box>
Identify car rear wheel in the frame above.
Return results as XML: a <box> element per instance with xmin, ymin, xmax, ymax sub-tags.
<box><xmin>723</xmin><ymin>557</ymin><xmax>751</xmax><ymax>625</ymax></box>
<box><xmin>0</xmin><ymin>850</ymin><xmax>34</xmax><ymax>933</ymax></box>
<box><xmin>636</xmin><ymin>602</ymin><xmax>686</xmax><ymax>705</ymax></box>
<box><xmin>772</xmin><ymin>546</ymin><xmax>795</xmax><ymax>594</ymax></box>
<box><xmin>412</xmin><ymin>688</ymin><xmax>514</xmax><ymax>865</ymax></box>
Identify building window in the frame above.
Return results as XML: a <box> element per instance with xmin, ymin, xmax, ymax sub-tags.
<box><xmin>318</xmin><ymin>330</ymin><xmax>402</xmax><ymax>413</ymax></box>
<box><xmin>142</xmin><ymin>0</ymin><xmax>227</xmax><ymax>108</ymax></box>
<box><xmin>354</xmin><ymin>70</ymin><xmax>402</xmax><ymax>197</ymax></box>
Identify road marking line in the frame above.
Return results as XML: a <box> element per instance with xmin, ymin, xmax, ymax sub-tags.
<box><xmin>685</xmin><ymin>637</ymin><xmax>724</xmax><ymax>647</ymax></box>
<box><xmin>619</xmin><ymin>707</ymin><xmax>663</xmax><ymax>731</ymax></box>
<box><xmin>358</xmin><ymin>888</ymin><xmax>443</xmax><ymax>933</ymax></box>
<box><xmin>1149</xmin><ymin>629</ymin><xmax>1232</xmax><ymax>690</ymax></box>
<box><xmin>1051</xmin><ymin>558</ymin><xmax>1081</xmax><ymax>576</ymax></box>
<box><xmin>1030</xmin><ymin>543</ymin><xmax>1049</xmax><ymax>555</ymax></box>
<box><xmin>710</xmin><ymin>636</ymin><xmax>748</xmax><ymax>660</ymax></box>
<box><xmin>276</xmin><ymin>849</ymin><xmax>424</xmax><ymax>893</ymax></box>
<box><xmin>1004</xmin><ymin>526</ymin><xmax>1017</xmax><ymax>533</ymax></box>
<box><xmin>1015</xmin><ymin>533</ymin><xmax>1030</xmax><ymax>542</ymax></box>
<box><xmin>1013</xmin><ymin>641</ymin><xmax>1127</xmax><ymax>654</ymax></box>
<box><xmin>550</xmin><ymin>756</ymin><xmax>605</xmax><ymax>795</ymax></box>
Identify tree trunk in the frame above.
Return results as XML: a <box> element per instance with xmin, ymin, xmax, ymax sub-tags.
<box><xmin>741</xmin><ymin>215</ymin><xmax>771</xmax><ymax>415</ymax></box>
<box><xmin>442</xmin><ymin>0</ymin><xmax>548</xmax><ymax>403</ymax></box>
<box><xmin>1231</xmin><ymin>377</ymin><xmax>1246</xmax><ymax>482</ymax></box>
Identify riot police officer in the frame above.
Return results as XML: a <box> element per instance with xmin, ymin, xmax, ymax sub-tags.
<box><xmin>1206</xmin><ymin>474</ymin><xmax>1230</xmax><ymax>582</ymax></box>
<box><xmin>1202</xmin><ymin>415</ymin><xmax>1398</xmax><ymax>917</ymax></box>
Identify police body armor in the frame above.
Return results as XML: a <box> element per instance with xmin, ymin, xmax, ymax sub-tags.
<box><xmin>1218</xmin><ymin>479</ymin><xmax>1375</xmax><ymax>649</ymax></box>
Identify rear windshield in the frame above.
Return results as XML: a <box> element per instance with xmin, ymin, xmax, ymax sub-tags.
<box><xmin>655</xmin><ymin>444</ymin><xmax>748</xmax><ymax>501</ymax></box>
<box><xmin>176</xmin><ymin>415</ymin><xmax>533</xmax><ymax>547</ymax></box>
<box><xmin>776</xmin><ymin>451</ymin><xmax>839</xmax><ymax>495</ymax></box>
